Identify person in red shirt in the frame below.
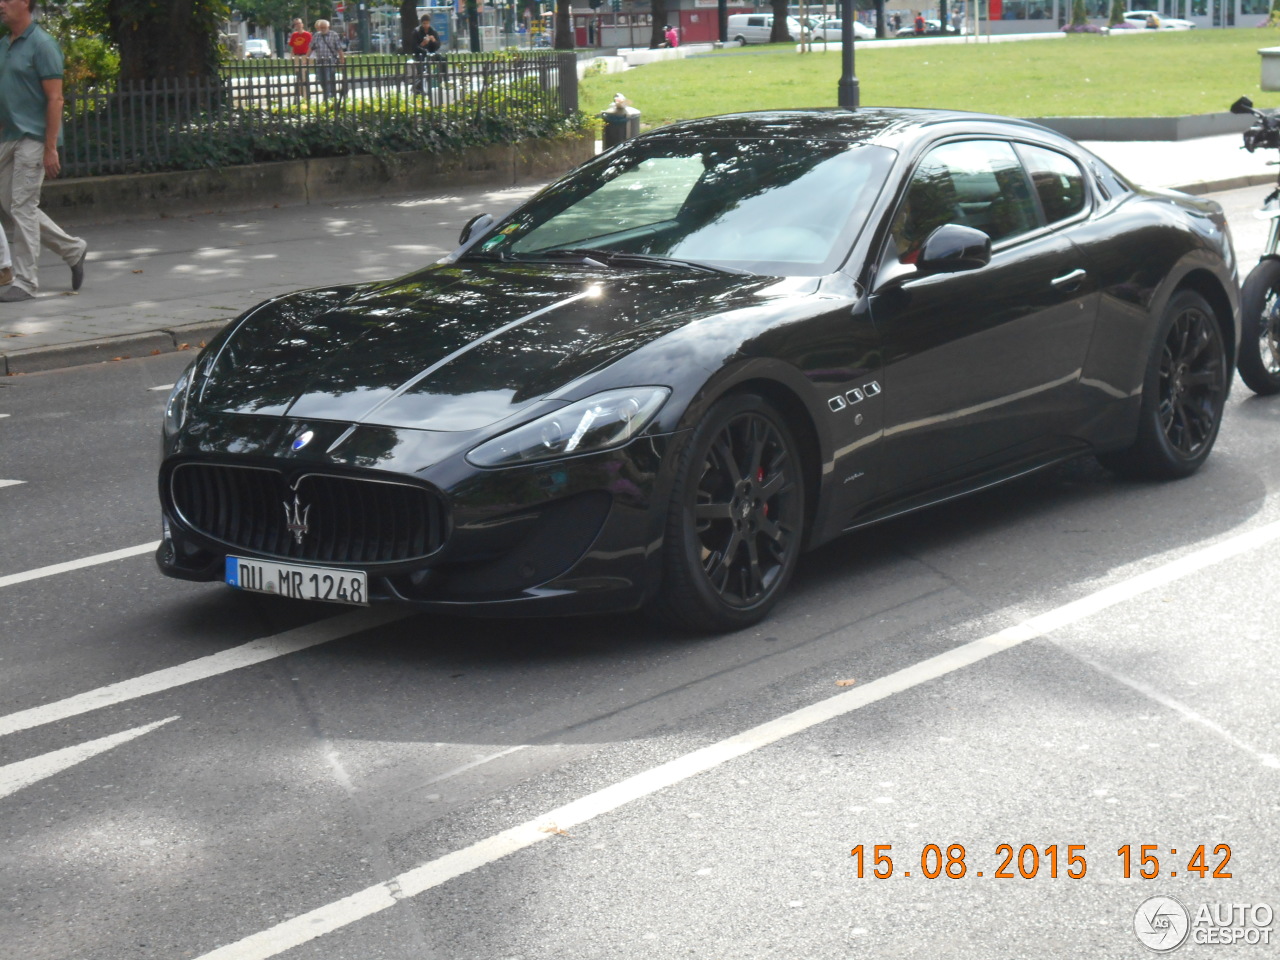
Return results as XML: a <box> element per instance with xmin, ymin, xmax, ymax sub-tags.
<box><xmin>287</xmin><ymin>18</ymin><xmax>312</xmax><ymax>57</ymax></box>
<box><xmin>287</xmin><ymin>18</ymin><xmax>312</xmax><ymax>100</ymax></box>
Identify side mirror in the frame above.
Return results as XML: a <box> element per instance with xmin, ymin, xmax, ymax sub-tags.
<box><xmin>459</xmin><ymin>213</ymin><xmax>495</xmax><ymax>246</ymax></box>
<box><xmin>916</xmin><ymin>224</ymin><xmax>991</xmax><ymax>274</ymax></box>
<box><xmin>1231</xmin><ymin>96</ymin><xmax>1255</xmax><ymax>116</ymax></box>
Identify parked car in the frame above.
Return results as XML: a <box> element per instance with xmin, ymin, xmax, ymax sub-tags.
<box><xmin>243</xmin><ymin>38</ymin><xmax>272</xmax><ymax>58</ymax></box>
<box><xmin>726</xmin><ymin>13</ymin><xmax>804</xmax><ymax>44</ymax></box>
<box><xmin>812</xmin><ymin>17</ymin><xmax>877</xmax><ymax>41</ymax></box>
<box><xmin>1122</xmin><ymin>9</ymin><xmax>1196</xmax><ymax>28</ymax></box>
<box><xmin>157</xmin><ymin>108</ymin><xmax>1238</xmax><ymax>632</ymax></box>
<box><xmin>896</xmin><ymin>18</ymin><xmax>961</xmax><ymax>36</ymax></box>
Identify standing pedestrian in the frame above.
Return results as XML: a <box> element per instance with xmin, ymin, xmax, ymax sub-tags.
<box><xmin>311</xmin><ymin>19</ymin><xmax>344</xmax><ymax>100</ymax></box>
<box><xmin>0</xmin><ymin>0</ymin><xmax>85</xmax><ymax>301</ymax></box>
<box><xmin>287</xmin><ymin>18</ymin><xmax>312</xmax><ymax>100</ymax></box>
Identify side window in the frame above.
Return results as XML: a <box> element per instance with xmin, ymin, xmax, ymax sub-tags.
<box><xmin>887</xmin><ymin>140</ymin><xmax>1038</xmax><ymax>264</ymax></box>
<box><xmin>749</xmin><ymin>16</ymin><xmax>765</xmax><ymax>26</ymax></box>
<box><xmin>1019</xmin><ymin>144</ymin><xmax>1087</xmax><ymax>224</ymax></box>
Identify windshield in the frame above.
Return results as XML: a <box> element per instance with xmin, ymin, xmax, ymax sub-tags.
<box><xmin>466</xmin><ymin>137</ymin><xmax>895</xmax><ymax>276</ymax></box>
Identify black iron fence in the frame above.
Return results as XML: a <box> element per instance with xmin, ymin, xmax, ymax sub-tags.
<box><xmin>62</xmin><ymin>52</ymin><xmax>579</xmax><ymax>178</ymax></box>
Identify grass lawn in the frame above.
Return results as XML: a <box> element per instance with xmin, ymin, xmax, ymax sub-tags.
<box><xmin>581</xmin><ymin>30</ymin><xmax>1280</xmax><ymax>126</ymax></box>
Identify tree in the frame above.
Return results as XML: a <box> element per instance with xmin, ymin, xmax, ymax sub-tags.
<box><xmin>1070</xmin><ymin>0</ymin><xmax>1088</xmax><ymax>27</ymax></box>
<box><xmin>106</xmin><ymin>0</ymin><xmax>227</xmax><ymax>82</ymax></box>
<box><xmin>234</xmin><ymin>0</ymin><xmax>294</xmax><ymax>33</ymax></box>
<box><xmin>1108</xmin><ymin>0</ymin><xmax>1124</xmax><ymax>26</ymax></box>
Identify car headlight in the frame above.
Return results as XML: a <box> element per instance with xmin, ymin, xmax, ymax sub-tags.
<box><xmin>163</xmin><ymin>363</ymin><xmax>195</xmax><ymax>436</ymax></box>
<box><xmin>466</xmin><ymin>387</ymin><xmax>670</xmax><ymax>468</ymax></box>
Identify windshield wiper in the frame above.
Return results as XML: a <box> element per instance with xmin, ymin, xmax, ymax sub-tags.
<box><xmin>529</xmin><ymin>248</ymin><xmax>749</xmax><ymax>275</ymax></box>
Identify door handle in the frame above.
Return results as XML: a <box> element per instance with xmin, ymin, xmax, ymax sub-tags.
<box><xmin>1050</xmin><ymin>268</ymin><xmax>1087</xmax><ymax>291</ymax></box>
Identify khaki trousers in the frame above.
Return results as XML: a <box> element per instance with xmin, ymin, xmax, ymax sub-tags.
<box><xmin>0</xmin><ymin>138</ymin><xmax>84</xmax><ymax>295</ymax></box>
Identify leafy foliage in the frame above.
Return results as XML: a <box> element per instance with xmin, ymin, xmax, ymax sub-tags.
<box><xmin>62</xmin><ymin>88</ymin><xmax>589</xmax><ymax>175</ymax></box>
<box><xmin>62</xmin><ymin>36</ymin><xmax>121</xmax><ymax>87</ymax></box>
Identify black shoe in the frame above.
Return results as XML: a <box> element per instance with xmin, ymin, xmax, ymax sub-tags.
<box><xmin>70</xmin><ymin>246</ymin><xmax>87</xmax><ymax>291</ymax></box>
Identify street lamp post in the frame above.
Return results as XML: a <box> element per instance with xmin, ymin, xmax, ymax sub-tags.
<box><xmin>837</xmin><ymin>0</ymin><xmax>858</xmax><ymax>107</ymax></box>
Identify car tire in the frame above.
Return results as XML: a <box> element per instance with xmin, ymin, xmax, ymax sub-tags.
<box><xmin>649</xmin><ymin>393</ymin><xmax>806</xmax><ymax>633</ymax></box>
<box><xmin>733</xmin><ymin>35</ymin><xmax>747</xmax><ymax>46</ymax></box>
<box><xmin>1237</xmin><ymin>257</ymin><xmax>1280</xmax><ymax>395</ymax></box>
<box><xmin>1098</xmin><ymin>289</ymin><xmax>1227</xmax><ymax>480</ymax></box>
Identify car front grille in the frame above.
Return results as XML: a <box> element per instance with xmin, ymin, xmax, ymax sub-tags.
<box><xmin>170</xmin><ymin>463</ymin><xmax>447</xmax><ymax>565</ymax></box>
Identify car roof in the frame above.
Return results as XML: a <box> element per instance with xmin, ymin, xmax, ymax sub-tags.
<box><xmin>636</xmin><ymin>108</ymin><xmax>1066</xmax><ymax>153</ymax></box>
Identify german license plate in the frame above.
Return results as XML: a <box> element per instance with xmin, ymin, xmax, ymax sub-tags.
<box><xmin>225</xmin><ymin>556</ymin><xmax>368</xmax><ymax>606</ymax></box>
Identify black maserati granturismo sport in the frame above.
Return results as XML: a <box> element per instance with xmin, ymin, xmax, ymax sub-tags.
<box><xmin>157</xmin><ymin>108</ymin><xmax>1239</xmax><ymax>632</ymax></box>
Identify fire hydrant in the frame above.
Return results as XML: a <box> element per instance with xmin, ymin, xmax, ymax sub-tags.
<box><xmin>601</xmin><ymin>93</ymin><xmax>641</xmax><ymax>149</ymax></box>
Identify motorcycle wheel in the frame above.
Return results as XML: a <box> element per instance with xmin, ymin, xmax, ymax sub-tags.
<box><xmin>1238</xmin><ymin>257</ymin><xmax>1280</xmax><ymax>395</ymax></box>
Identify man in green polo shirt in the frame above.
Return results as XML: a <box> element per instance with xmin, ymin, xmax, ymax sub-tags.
<box><xmin>0</xmin><ymin>0</ymin><xmax>86</xmax><ymax>301</ymax></box>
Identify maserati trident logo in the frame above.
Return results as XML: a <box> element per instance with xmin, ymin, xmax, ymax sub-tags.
<box><xmin>283</xmin><ymin>495</ymin><xmax>311</xmax><ymax>545</ymax></box>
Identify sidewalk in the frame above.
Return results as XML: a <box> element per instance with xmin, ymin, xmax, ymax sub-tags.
<box><xmin>0</xmin><ymin>132</ymin><xmax>1270</xmax><ymax>375</ymax></box>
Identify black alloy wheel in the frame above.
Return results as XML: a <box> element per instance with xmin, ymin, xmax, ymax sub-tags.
<box><xmin>1237</xmin><ymin>258</ymin><xmax>1280</xmax><ymax>395</ymax></box>
<box><xmin>652</xmin><ymin>394</ymin><xmax>805</xmax><ymax>633</ymax></box>
<box><xmin>1100</xmin><ymin>290</ymin><xmax>1227</xmax><ymax>480</ymax></box>
<box><xmin>1157</xmin><ymin>296</ymin><xmax>1226</xmax><ymax>459</ymax></box>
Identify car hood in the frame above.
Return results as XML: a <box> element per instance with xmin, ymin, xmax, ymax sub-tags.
<box><xmin>195</xmin><ymin>262</ymin><xmax>786</xmax><ymax>432</ymax></box>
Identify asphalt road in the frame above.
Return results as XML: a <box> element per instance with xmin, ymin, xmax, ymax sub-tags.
<box><xmin>1</xmin><ymin>186</ymin><xmax>1277</xmax><ymax>960</ymax></box>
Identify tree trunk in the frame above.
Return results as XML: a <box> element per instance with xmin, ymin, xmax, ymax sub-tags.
<box><xmin>466</xmin><ymin>0</ymin><xmax>481</xmax><ymax>51</ymax></box>
<box><xmin>649</xmin><ymin>0</ymin><xmax>667</xmax><ymax>47</ymax></box>
<box><xmin>107</xmin><ymin>0</ymin><xmax>223</xmax><ymax>83</ymax></box>
<box><xmin>770</xmin><ymin>0</ymin><xmax>790</xmax><ymax>42</ymax></box>
<box><xmin>400</xmin><ymin>0</ymin><xmax>417</xmax><ymax>54</ymax></box>
<box><xmin>555</xmin><ymin>0</ymin><xmax>573</xmax><ymax>49</ymax></box>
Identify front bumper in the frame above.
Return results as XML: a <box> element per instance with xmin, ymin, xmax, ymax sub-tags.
<box><xmin>157</xmin><ymin>430</ymin><xmax>678</xmax><ymax>617</ymax></box>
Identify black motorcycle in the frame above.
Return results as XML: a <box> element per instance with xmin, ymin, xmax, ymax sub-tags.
<box><xmin>1229</xmin><ymin>96</ymin><xmax>1280</xmax><ymax>394</ymax></box>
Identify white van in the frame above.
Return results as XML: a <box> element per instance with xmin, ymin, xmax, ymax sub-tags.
<box><xmin>726</xmin><ymin>13</ymin><xmax>803</xmax><ymax>44</ymax></box>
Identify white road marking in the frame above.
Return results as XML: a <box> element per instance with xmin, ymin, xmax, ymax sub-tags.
<box><xmin>0</xmin><ymin>608</ymin><xmax>410</xmax><ymax>739</ymax></box>
<box><xmin>0</xmin><ymin>717</ymin><xmax>178</xmax><ymax>800</ymax></box>
<box><xmin>1074</xmin><ymin>654</ymin><xmax>1280</xmax><ymax>769</ymax></box>
<box><xmin>150</xmin><ymin>384</ymin><xmax>175</xmax><ymax>391</ymax></box>
<box><xmin>0</xmin><ymin>541</ymin><xmax>160</xmax><ymax>591</ymax></box>
<box><xmin>0</xmin><ymin>479</ymin><xmax>23</xmax><ymax>489</ymax></box>
<box><xmin>192</xmin><ymin>517</ymin><xmax>1280</xmax><ymax>960</ymax></box>
<box><xmin>421</xmin><ymin>744</ymin><xmax>530</xmax><ymax>787</ymax></box>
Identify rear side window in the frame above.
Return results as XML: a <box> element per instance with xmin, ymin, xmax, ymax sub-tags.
<box><xmin>1019</xmin><ymin>143</ymin><xmax>1087</xmax><ymax>225</ymax></box>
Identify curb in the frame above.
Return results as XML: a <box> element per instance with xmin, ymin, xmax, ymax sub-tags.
<box><xmin>2</xmin><ymin>173</ymin><xmax>1268</xmax><ymax>377</ymax></box>
<box><xmin>2</xmin><ymin>320</ymin><xmax>229</xmax><ymax>376</ymax></box>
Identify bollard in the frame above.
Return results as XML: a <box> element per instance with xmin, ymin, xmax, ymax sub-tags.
<box><xmin>1262</xmin><ymin>47</ymin><xmax>1280</xmax><ymax>92</ymax></box>
<box><xmin>601</xmin><ymin>93</ymin><xmax>641</xmax><ymax>149</ymax></box>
